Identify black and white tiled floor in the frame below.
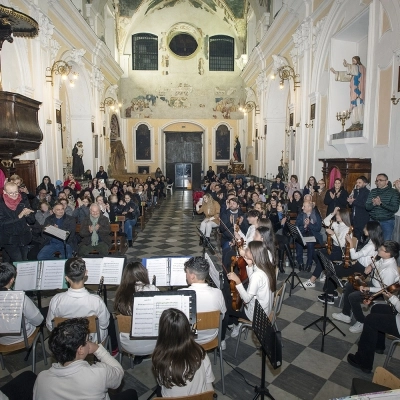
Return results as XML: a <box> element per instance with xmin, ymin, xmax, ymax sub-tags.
<box><xmin>1</xmin><ymin>189</ymin><xmax>399</xmax><ymax>399</ymax></box>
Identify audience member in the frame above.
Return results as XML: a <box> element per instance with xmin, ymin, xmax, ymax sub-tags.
<box><xmin>36</xmin><ymin>176</ymin><xmax>56</xmax><ymax>198</ymax></box>
<box><xmin>312</xmin><ymin>179</ymin><xmax>328</xmax><ymax>217</ymax></box>
<box><xmin>348</xmin><ymin>176</ymin><xmax>370</xmax><ymax>241</ymax></box>
<box><xmin>303</xmin><ymin>176</ymin><xmax>317</xmax><ymax>196</ymax></box>
<box><xmin>197</xmin><ymin>193</ymin><xmax>220</xmax><ymax>246</ymax></box>
<box><xmin>324</xmin><ymin>178</ymin><xmax>348</xmax><ymax>215</ymax></box>
<box><xmin>73</xmin><ymin>197</ymin><xmax>91</xmax><ymax>224</ymax></box>
<box><xmin>95</xmin><ymin>166</ymin><xmax>108</xmax><ymax>181</ymax></box>
<box><xmin>35</xmin><ymin>201</ymin><xmax>52</xmax><ymax>225</ymax></box>
<box><xmin>286</xmin><ymin>175</ymin><xmax>301</xmax><ymax>200</ymax></box>
<box><xmin>120</xmin><ymin>192</ymin><xmax>140</xmax><ymax>247</ymax></box>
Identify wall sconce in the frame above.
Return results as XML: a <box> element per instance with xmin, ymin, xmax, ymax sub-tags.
<box><xmin>252</xmin><ymin>130</ymin><xmax>266</xmax><ymax>142</ymax></box>
<box><xmin>277</xmin><ymin>65</ymin><xmax>300</xmax><ymax>91</ymax></box>
<box><xmin>391</xmin><ymin>94</ymin><xmax>400</xmax><ymax>105</ymax></box>
<box><xmin>305</xmin><ymin>121</ymin><xmax>314</xmax><ymax>128</ymax></box>
<box><xmin>46</xmin><ymin>60</ymin><xmax>78</xmax><ymax>86</ymax></box>
<box><xmin>100</xmin><ymin>97</ymin><xmax>122</xmax><ymax>113</ymax></box>
<box><xmin>239</xmin><ymin>101</ymin><xmax>260</xmax><ymax>115</ymax></box>
<box><xmin>285</xmin><ymin>128</ymin><xmax>296</xmax><ymax>137</ymax></box>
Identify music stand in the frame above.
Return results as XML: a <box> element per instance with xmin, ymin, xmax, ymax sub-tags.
<box><xmin>196</xmin><ymin>227</ymin><xmax>216</xmax><ymax>256</ymax></box>
<box><xmin>303</xmin><ymin>250</ymin><xmax>346</xmax><ymax>352</ymax></box>
<box><xmin>252</xmin><ymin>299</ymin><xmax>281</xmax><ymax>400</ymax></box>
<box><xmin>285</xmin><ymin>223</ymin><xmax>306</xmax><ymax>296</ymax></box>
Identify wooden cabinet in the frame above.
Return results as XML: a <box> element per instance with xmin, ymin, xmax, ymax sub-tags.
<box><xmin>0</xmin><ymin>160</ymin><xmax>37</xmax><ymax>194</ymax></box>
<box><xmin>319</xmin><ymin>158</ymin><xmax>372</xmax><ymax>193</ymax></box>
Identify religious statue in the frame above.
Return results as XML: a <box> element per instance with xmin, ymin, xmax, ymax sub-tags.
<box><xmin>330</xmin><ymin>56</ymin><xmax>366</xmax><ymax>130</ymax></box>
<box><xmin>233</xmin><ymin>136</ymin><xmax>241</xmax><ymax>162</ymax></box>
<box><xmin>72</xmin><ymin>141</ymin><xmax>84</xmax><ymax>178</ymax></box>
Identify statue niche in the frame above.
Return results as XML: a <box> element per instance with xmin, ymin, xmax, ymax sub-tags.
<box><xmin>109</xmin><ymin>140</ymin><xmax>126</xmax><ymax>176</ymax></box>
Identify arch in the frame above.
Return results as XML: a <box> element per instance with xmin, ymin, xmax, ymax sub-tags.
<box><xmin>213</xmin><ymin>123</ymin><xmax>231</xmax><ymax>161</ymax></box>
<box><xmin>134</xmin><ymin>123</ymin><xmax>152</xmax><ymax>161</ymax></box>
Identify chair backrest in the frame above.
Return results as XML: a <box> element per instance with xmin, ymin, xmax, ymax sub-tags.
<box><xmin>114</xmin><ymin>314</ymin><xmax>132</xmax><ymax>334</ymax></box>
<box><xmin>195</xmin><ymin>310</ymin><xmax>220</xmax><ymax>331</ymax></box>
<box><xmin>153</xmin><ymin>391</ymin><xmax>215</xmax><ymax>400</ymax></box>
<box><xmin>53</xmin><ymin>315</ymin><xmax>98</xmax><ymax>335</ymax></box>
<box><xmin>373</xmin><ymin>366</ymin><xmax>400</xmax><ymax>389</ymax></box>
<box><xmin>269</xmin><ymin>282</ymin><xmax>286</xmax><ymax>325</ymax></box>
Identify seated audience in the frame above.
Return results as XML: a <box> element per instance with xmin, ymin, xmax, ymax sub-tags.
<box><xmin>36</xmin><ymin>175</ymin><xmax>56</xmax><ymax>198</ymax></box>
<box><xmin>0</xmin><ymin>263</ymin><xmax>43</xmax><ymax>346</ymax></box>
<box><xmin>92</xmin><ymin>180</ymin><xmax>111</xmax><ymax>199</ymax></box>
<box><xmin>286</xmin><ymin>175</ymin><xmax>301</xmax><ymax>200</ymax></box>
<box><xmin>96</xmin><ymin>195</ymin><xmax>110</xmax><ymax>220</ymax></box>
<box><xmin>32</xmin><ymin>188</ymin><xmax>54</xmax><ymax>211</ymax></box>
<box><xmin>95</xmin><ymin>166</ymin><xmax>108</xmax><ymax>181</ymax></box>
<box><xmin>332</xmin><ymin>240</ymin><xmax>400</xmax><ymax>333</ymax></box>
<box><xmin>287</xmin><ymin>190</ymin><xmax>303</xmax><ymax>214</ymax></box>
<box><xmin>46</xmin><ymin>258</ymin><xmax>110</xmax><ymax>343</ymax></box>
<box><xmin>73</xmin><ymin>197</ymin><xmax>91</xmax><ymax>224</ymax></box>
<box><xmin>0</xmin><ymin>182</ymin><xmax>35</xmax><ymax>262</ymax></box>
<box><xmin>63</xmin><ymin>173</ymin><xmax>81</xmax><ymax>191</ymax></box>
<box><xmin>114</xmin><ymin>262</ymin><xmax>159</xmax><ymax>364</ymax></box>
<box><xmin>33</xmin><ymin>318</ymin><xmax>131</xmax><ymax>400</ymax></box>
<box><xmin>37</xmin><ymin>203</ymin><xmax>76</xmax><ymax>260</ymax></box>
<box><xmin>35</xmin><ymin>201</ymin><xmax>52</xmax><ymax>225</ymax></box>
<box><xmin>83</xmin><ymin>169</ymin><xmax>92</xmax><ymax>180</ymax></box>
<box><xmin>152</xmin><ymin>308</ymin><xmax>215</xmax><ymax>397</ymax></box>
<box><xmin>58</xmin><ymin>198</ymin><xmax>74</xmax><ymax>216</ymax></box>
<box><xmin>78</xmin><ymin>204</ymin><xmax>111</xmax><ymax>257</ymax></box>
<box><xmin>197</xmin><ymin>193</ymin><xmax>220</xmax><ymax>246</ymax></box>
<box><xmin>303</xmin><ymin>176</ymin><xmax>317</xmax><ymax>196</ymax></box>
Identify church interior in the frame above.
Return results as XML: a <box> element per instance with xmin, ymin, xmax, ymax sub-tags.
<box><xmin>0</xmin><ymin>0</ymin><xmax>400</xmax><ymax>399</ymax></box>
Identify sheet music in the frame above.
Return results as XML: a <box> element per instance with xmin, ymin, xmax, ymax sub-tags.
<box><xmin>170</xmin><ymin>257</ymin><xmax>190</xmax><ymax>286</ymax></box>
<box><xmin>145</xmin><ymin>258</ymin><xmax>169</xmax><ymax>286</ymax></box>
<box><xmin>40</xmin><ymin>260</ymin><xmax>66</xmax><ymax>290</ymax></box>
<box><xmin>295</xmin><ymin>226</ymin><xmax>316</xmax><ymax>246</ymax></box>
<box><xmin>83</xmin><ymin>258</ymin><xmax>102</xmax><ymax>285</ymax></box>
<box><xmin>101</xmin><ymin>257</ymin><xmax>124</xmax><ymax>285</ymax></box>
<box><xmin>14</xmin><ymin>261</ymin><xmax>39</xmax><ymax>291</ymax></box>
<box><xmin>205</xmin><ymin>253</ymin><xmax>220</xmax><ymax>288</ymax></box>
<box><xmin>0</xmin><ymin>291</ymin><xmax>24</xmax><ymax>333</ymax></box>
<box><xmin>44</xmin><ymin>225</ymin><xmax>69</xmax><ymax>240</ymax></box>
<box><xmin>131</xmin><ymin>294</ymin><xmax>191</xmax><ymax>337</ymax></box>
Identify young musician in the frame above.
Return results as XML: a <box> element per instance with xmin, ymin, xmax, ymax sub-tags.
<box><xmin>197</xmin><ymin>193</ymin><xmax>220</xmax><ymax>246</ymax></box>
<box><xmin>152</xmin><ymin>308</ymin><xmax>215</xmax><ymax>397</ymax></box>
<box><xmin>304</xmin><ymin>207</ymin><xmax>351</xmax><ymax>293</ymax></box>
<box><xmin>113</xmin><ymin>262</ymin><xmax>159</xmax><ymax>365</ymax></box>
<box><xmin>227</xmin><ymin>241</ymin><xmax>276</xmax><ymax>337</ymax></box>
<box><xmin>46</xmin><ymin>258</ymin><xmax>110</xmax><ymax>343</ymax></box>
<box><xmin>33</xmin><ymin>318</ymin><xmax>133</xmax><ymax>400</ymax></box>
<box><xmin>234</xmin><ymin>209</ymin><xmax>260</xmax><ymax>250</ymax></box>
<box><xmin>332</xmin><ymin>240</ymin><xmax>400</xmax><ymax>333</ymax></box>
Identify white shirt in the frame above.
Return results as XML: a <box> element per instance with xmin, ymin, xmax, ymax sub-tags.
<box><xmin>179</xmin><ymin>283</ymin><xmax>226</xmax><ymax>344</ymax></box>
<box><xmin>236</xmin><ymin>265</ymin><xmax>274</xmax><ymax>321</ymax></box>
<box><xmin>33</xmin><ymin>344</ymin><xmax>123</xmax><ymax>400</ymax></box>
<box><xmin>161</xmin><ymin>355</ymin><xmax>215</xmax><ymax>398</ymax></box>
<box><xmin>46</xmin><ymin>287</ymin><xmax>110</xmax><ymax>343</ymax></box>
<box><xmin>350</xmin><ymin>239</ymin><xmax>377</xmax><ymax>267</ymax></box>
<box><xmin>0</xmin><ymin>293</ymin><xmax>43</xmax><ymax>345</ymax></box>
<box><xmin>237</xmin><ymin>224</ymin><xmax>256</xmax><ymax>249</ymax></box>
<box><xmin>388</xmin><ymin>295</ymin><xmax>400</xmax><ymax>333</ymax></box>
<box><xmin>323</xmin><ymin>214</ymin><xmax>350</xmax><ymax>248</ymax></box>
<box><xmin>369</xmin><ymin>257</ymin><xmax>399</xmax><ymax>293</ymax></box>
<box><xmin>119</xmin><ymin>283</ymin><xmax>159</xmax><ymax>356</ymax></box>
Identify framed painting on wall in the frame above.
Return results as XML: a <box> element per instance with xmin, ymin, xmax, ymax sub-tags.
<box><xmin>289</xmin><ymin>112</ymin><xmax>294</xmax><ymax>127</ymax></box>
<box><xmin>310</xmin><ymin>103</ymin><xmax>316</xmax><ymax>120</ymax></box>
<box><xmin>135</xmin><ymin>124</ymin><xmax>151</xmax><ymax>160</ymax></box>
<box><xmin>215</xmin><ymin>124</ymin><xmax>230</xmax><ymax>160</ymax></box>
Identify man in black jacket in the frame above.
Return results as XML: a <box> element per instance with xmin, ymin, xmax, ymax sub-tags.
<box><xmin>37</xmin><ymin>203</ymin><xmax>77</xmax><ymax>260</ymax></box>
<box><xmin>347</xmin><ymin>176</ymin><xmax>370</xmax><ymax>241</ymax></box>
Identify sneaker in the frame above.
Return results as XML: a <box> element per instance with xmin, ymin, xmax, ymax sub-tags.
<box><xmin>349</xmin><ymin>321</ymin><xmax>364</xmax><ymax>333</ymax></box>
<box><xmin>332</xmin><ymin>312</ymin><xmax>351</xmax><ymax>323</ymax></box>
<box><xmin>303</xmin><ymin>279</ymin><xmax>315</xmax><ymax>288</ymax></box>
<box><xmin>317</xmin><ymin>293</ymin><xmax>334</xmax><ymax>305</ymax></box>
<box><xmin>333</xmin><ymin>290</ymin><xmax>338</xmax><ymax>299</ymax></box>
<box><xmin>220</xmin><ymin>340</ymin><xmax>226</xmax><ymax>351</ymax></box>
<box><xmin>230</xmin><ymin>323</ymin><xmax>242</xmax><ymax>338</ymax></box>
<box><xmin>319</xmin><ymin>273</ymin><xmax>326</xmax><ymax>282</ymax></box>
<box><xmin>227</xmin><ymin>324</ymin><xmax>234</xmax><ymax>329</ymax></box>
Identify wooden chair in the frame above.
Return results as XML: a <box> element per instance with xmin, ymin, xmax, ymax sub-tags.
<box><xmin>109</xmin><ymin>223</ymin><xmax>124</xmax><ymax>254</ymax></box>
<box><xmin>196</xmin><ymin>311</ymin><xmax>225</xmax><ymax>394</ymax></box>
<box><xmin>0</xmin><ymin>314</ymin><xmax>47</xmax><ymax>374</ymax></box>
<box><xmin>154</xmin><ymin>391</ymin><xmax>216</xmax><ymax>400</ymax></box>
<box><xmin>52</xmin><ymin>315</ymin><xmax>111</xmax><ymax>351</ymax></box>
<box><xmin>373</xmin><ymin>366</ymin><xmax>400</xmax><ymax>389</ymax></box>
<box><xmin>114</xmin><ymin>215</ymin><xmax>126</xmax><ymax>234</ymax></box>
<box><xmin>113</xmin><ymin>314</ymin><xmax>134</xmax><ymax>368</ymax></box>
<box><xmin>234</xmin><ymin>282</ymin><xmax>287</xmax><ymax>358</ymax></box>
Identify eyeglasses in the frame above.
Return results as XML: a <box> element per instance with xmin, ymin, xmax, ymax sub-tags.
<box><xmin>375</xmin><ymin>179</ymin><xmax>387</xmax><ymax>182</ymax></box>
<box><xmin>6</xmin><ymin>192</ymin><xmax>19</xmax><ymax>196</ymax></box>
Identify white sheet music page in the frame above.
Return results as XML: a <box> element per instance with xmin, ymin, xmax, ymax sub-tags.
<box><xmin>44</xmin><ymin>225</ymin><xmax>69</xmax><ymax>240</ymax></box>
<box><xmin>204</xmin><ymin>253</ymin><xmax>220</xmax><ymax>288</ymax></box>
<box><xmin>153</xmin><ymin>295</ymin><xmax>190</xmax><ymax>332</ymax></box>
<box><xmin>83</xmin><ymin>258</ymin><xmax>102</xmax><ymax>285</ymax></box>
<box><xmin>101</xmin><ymin>258</ymin><xmax>124</xmax><ymax>285</ymax></box>
<box><xmin>131</xmin><ymin>296</ymin><xmax>156</xmax><ymax>337</ymax></box>
<box><xmin>145</xmin><ymin>258</ymin><xmax>169</xmax><ymax>286</ymax></box>
<box><xmin>170</xmin><ymin>257</ymin><xmax>190</xmax><ymax>287</ymax></box>
<box><xmin>0</xmin><ymin>291</ymin><xmax>24</xmax><ymax>334</ymax></box>
<box><xmin>14</xmin><ymin>261</ymin><xmax>39</xmax><ymax>291</ymax></box>
<box><xmin>40</xmin><ymin>260</ymin><xmax>65</xmax><ymax>290</ymax></box>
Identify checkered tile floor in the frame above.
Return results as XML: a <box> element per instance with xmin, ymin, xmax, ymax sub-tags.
<box><xmin>2</xmin><ymin>190</ymin><xmax>399</xmax><ymax>399</ymax></box>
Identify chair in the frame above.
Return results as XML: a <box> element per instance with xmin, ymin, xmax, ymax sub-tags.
<box><xmin>166</xmin><ymin>182</ymin><xmax>174</xmax><ymax>195</ymax></box>
<box><xmin>383</xmin><ymin>334</ymin><xmax>400</xmax><ymax>369</ymax></box>
<box><xmin>373</xmin><ymin>366</ymin><xmax>400</xmax><ymax>389</ymax></box>
<box><xmin>234</xmin><ymin>282</ymin><xmax>287</xmax><ymax>358</ymax></box>
<box><xmin>154</xmin><ymin>391</ymin><xmax>216</xmax><ymax>400</ymax></box>
<box><xmin>196</xmin><ymin>311</ymin><xmax>225</xmax><ymax>394</ymax></box>
<box><xmin>113</xmin><ymin>314</ymin><xmax>135</xmax><ymax>368</ymax></box>
<box><xmin>52</xmin><ymin>315</ymin><xmax>111</xmax><ymax>352</ymax></box>
<box><xmin>109</xmin><ymin>223</ymin><xmax>124</xmax><ymax>254</ymax></box>
<box><xmin>0</xmin><ymin>314</ymin><xmax>47</xmax><ymax>374</ymax></box>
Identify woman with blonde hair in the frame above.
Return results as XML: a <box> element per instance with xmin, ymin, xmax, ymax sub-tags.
<box><xmin>197</xmin><ymin>193</ymin><xmax>220</xmax><ymax>246</ymax></box>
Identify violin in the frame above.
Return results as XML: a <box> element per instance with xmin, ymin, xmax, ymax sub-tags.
<box><xmin>230</xmin><ymin>256</ymin><xmax>243</xmax><ymax>311</ymax></box>
<box><xmin>324</xmin><ymin>220</ymin><xmax>333</xmax><ymax>255</ymax></box>
<box><xmin>363</xmin><ymin>281</ymin><xmax>400</xmax><ymax>305</ymax></box>
<box><xmin>348</xmin><ymin>272</ymin><xmax>368</xmax><ymax>290</ymax></box>
<box><xmin>97</xmin><ymin>276</ymin><xmax>104</xmax><ymax>297</ymax></box>
<box><xmin>343</xmin><ymin>226</ymin><xmax>353</xmax><ymax>268</ymax></box>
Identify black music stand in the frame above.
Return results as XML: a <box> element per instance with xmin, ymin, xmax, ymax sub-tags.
<box><xmin>196</xmin><ymin>227</ymin><xmax>216</xmax><ymax>256</ymax></box>
<box><xmin>303</xmin><ymin>250</ymin><xmax>346</xmax><ymax>352</ymax></box>
<box><xmin>285</xmin><ymin>223</ymin><xmax>306</xmax><ymax>296</ymax></box>
<box><xmin>252</xmin><ymin>299</ymin><xmax>281</xmax><ymax>400</ymax></box>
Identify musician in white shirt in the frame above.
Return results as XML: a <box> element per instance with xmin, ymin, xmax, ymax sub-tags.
<box><xmin>333</xmin><ymin>240</ymin><xmax>400</xmax><ymax>333</ymax></box>
<box><xmin>46</xmin><ymin>258</ymin><xmax>109</xmax><ymax>343</ymax></box>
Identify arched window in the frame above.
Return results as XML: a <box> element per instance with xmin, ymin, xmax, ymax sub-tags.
<box><xmin>132</xmin><ymin>33</ymin><xmax>158</xmax><ymax>70</ymax></box>
<box><xmin>135</xmin><ymin>124</ymin><xmax>151</xmax><ymax>160</ymax></box>
<box><xmin>215</xmin><ymin>124</ymin><xmax>230</xmax><ymax>160</ymax></box>
<box><xmin>209</xmin><ymin>35</ymin><xmax>234</xmax><ymax>71</ymax></box>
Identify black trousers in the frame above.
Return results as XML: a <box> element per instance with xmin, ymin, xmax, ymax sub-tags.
<box><xmin>325</xmin><ymin>261</ymin><xmax>365</xmax><ymax>294</ymax></box>
<box><xmin>0</xmin><ymin>371</ymin><xmax>36</xmax><ymax>400</ymax></box>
